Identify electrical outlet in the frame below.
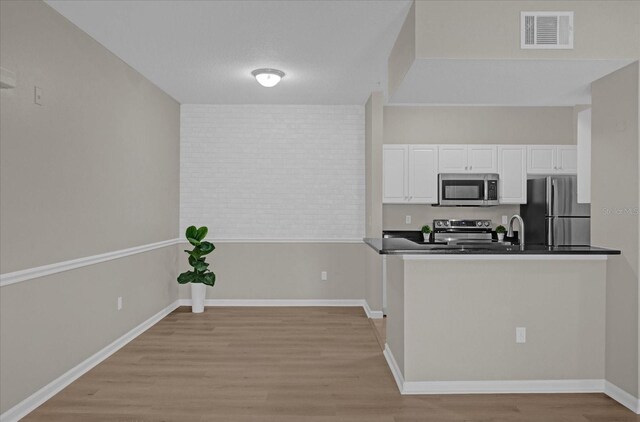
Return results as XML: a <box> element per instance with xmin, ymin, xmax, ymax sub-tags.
<box><xmin>117</xmin><ymin>296</ymin><xmax>123</xmax><ymax>311</ymax></box>
<box><xmin>405</xmin><ymin>215</ymin><xmax>411</xmax><ymax>224</ymax></box>
<box><xmin>34</xmin><ymin>86</ymin><xmax>43</xmax><ymax>105</ymax></box>
<box><xmin>516</xmin><ymin>327</ymin><xmax>526</xmax><ymax>343</ymax></box>
<box><xmin>502</xmin><ymin>215</ymin><xmax>508</xmax><ymax>224</ymax></box>
<box><xmin>321</xmin><ymin>271</ymin><xmax>327</xmax><ymax>281</ymax></box>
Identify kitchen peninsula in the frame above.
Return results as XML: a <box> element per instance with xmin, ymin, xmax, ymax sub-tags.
<box><xmin>365</xmin><ymin>235</ymin><xmax>620</xmax><ymax>394</ymax></box>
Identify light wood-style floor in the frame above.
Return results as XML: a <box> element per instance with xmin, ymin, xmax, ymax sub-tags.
<box><xmin>26</xmin><ymin>307</ymin><xmax>637</xmax><ymax>421</ymax></box>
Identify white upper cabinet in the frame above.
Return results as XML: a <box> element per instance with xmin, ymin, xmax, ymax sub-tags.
<box><xmin>468</xmin><ymin>145</ymin><xmax>498</xmax><ymax>172</ymax></box>
<box><xmin>382</xmin><ymin>145</ymin><xmax>408</xmax><ymax>203</ymax></box>
<box><xmin>556</xmin><ymin>145</ymin><xmax>578</xmax><ymax>174</ymax></box>
<box><xmin>438</xmin><ymin>145</ymin><xmax>496</xmax><ymax>173</ymax></box>
<box><xmin>527</xmin><ymin>145</ymin><xmax>577</xmax><ymax>174</ymax></box>
<box><xmin>408</xmin><ymin>145</ymin><xmax>438</xmax><ymax>203</ymax></box>
<box><xmin>527</xmin><ymin>145</ymin><xmax>555</xmax><ymax>173</ymax></box>
<box><xmin>383</xmin><ymin>145</ymin><xmax>438</xmax><ymax>204</ymax></box>
<box><xmin>497</xmin><ymin>146</ymin><xmax>527</xmax><ymax>204</ymax></box>
<box><xmin>438</xmin><ymin>145</ymin><xmax>468</xmax><ymax>172</ymax></box>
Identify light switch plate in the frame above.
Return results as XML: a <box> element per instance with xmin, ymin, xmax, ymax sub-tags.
<box><xmin>516</xmin><ymin>327</ymin><xmax>526</xmax><ymax>343</ymax></box>
<box><xmin>502</xmin><ymin>215</ymin><xmax>508</xmax><ymax>224</ymax></box>
<box><xmin>405</xmin><ymin>215</ymin><xmax>411</xmax><ymax>224</ymax></box>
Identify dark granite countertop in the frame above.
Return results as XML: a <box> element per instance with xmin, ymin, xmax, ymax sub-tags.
<box><xmin>364</xmin><ymin>236</ymin><xmax>621</xmax><ymax>256</ymax></box>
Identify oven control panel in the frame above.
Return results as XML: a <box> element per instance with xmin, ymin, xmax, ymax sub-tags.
<box><xmin>433</xmin><ymin>219</ymin><xmax>493</xmax><ymax>231</ymax></box>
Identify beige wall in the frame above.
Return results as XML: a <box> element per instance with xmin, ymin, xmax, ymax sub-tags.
<box><xmin>385</xmin><ymin>255</ymin><xmax>405</xmax><ymax>376</ymax></box>
<box><xmin>365</xmin><ymin>92</ymin><xmax>385</xmax><ymax>312</ymax></box>
<box><xmin>383</xmin><ymin>106</ymin><xmax>574</xmax><ymax>145</ymax></box>
<box><xmin>393</xmin><ymin>258</ymin><xmax>606</xmax><ymax>382</ymax></box>
<box><xmin>364</xmin><ymin>245</ymin><xmax>383</xmax><ymax>312</ymax></box>
<box><xmin>365</xmin><ymin>93</ymin><xmax>384</xmax><ymax>237</ymax></box>
<box><xmin>414</xmin><ymin>1</ymin><xmax>640</xmax><ymax>60</ymax></box>
<box><xmin>177</xmin><ymin>243</ymin><xmax>366</xmax><ymax>301</ymax></box>
<box><xmin>0</xmin><ymin>0</ymin><xmax>180</xmax><ymax>413</ymax></box>
<box><xmin>387</xmin><ymin>1</ymin><xmax>415</xmax><ymax>97</ymax></box>
<box><xmin>0</xmin><ymin>0</ymin><xmax>180</xmax><ymax>273</ymax></box>
<box><xmin>0</xmin><ymin>246</ymin><xmax>179</xmax><ymax>413</ymax></box>
<box><xmin>591</xmin><ymin>61</ymin><xmax>640</xmax><ymax>397</ymax></box>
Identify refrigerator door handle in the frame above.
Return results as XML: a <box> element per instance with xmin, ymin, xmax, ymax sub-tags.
<box><xmin>547</xmin><ymin>218</ymin><xmax>554</xmax><ymax>246</ymax></box>
<box><xmin>546</xmin><ymin>177</ymin><xmax>552</xmax><ymax>216</ymax></box>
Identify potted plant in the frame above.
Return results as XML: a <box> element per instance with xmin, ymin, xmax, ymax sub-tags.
<box><xmin>495</xmin><ymin>225</ymin><xmax>506</xmax><ymax>242</ymax></box>
<box><xmin>178</xmin><ymin>225</ymin><xmax>216</xmax><ymax>313</ymax></box>
<box><xmin>421</xmin><ymin>225</ymin><xmax>432</xmax><ymax>242</ymax></box>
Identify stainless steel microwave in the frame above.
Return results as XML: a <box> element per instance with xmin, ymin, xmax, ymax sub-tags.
<box><xmin>438</xmin><ymin>173</ymin><xmax>499</xmax><ymax>206</ymax></box>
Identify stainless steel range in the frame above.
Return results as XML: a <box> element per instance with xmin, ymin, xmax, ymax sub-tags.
<box><xmin>433</xmin><ymin>219</ymin><xmax>494</xmax><ymax>244</ymax></box>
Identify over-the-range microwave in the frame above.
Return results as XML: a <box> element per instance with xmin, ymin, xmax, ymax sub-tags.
<box><xmin>437</xmin><ymin>173</ymin><xmax>499</xmax><ymax>206</ymax></box>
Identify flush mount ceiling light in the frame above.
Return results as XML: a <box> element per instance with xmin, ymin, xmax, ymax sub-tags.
<box><xmin>251</xmin><ymin>68</ymin><xmax>285</xmax><ymax>88</ymax></box>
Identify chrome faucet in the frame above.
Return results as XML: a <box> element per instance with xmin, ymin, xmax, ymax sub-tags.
<box><xmin>507</xmin><ymin>214</ymin><xmax>525</xmax><ymax>250</ymax></box>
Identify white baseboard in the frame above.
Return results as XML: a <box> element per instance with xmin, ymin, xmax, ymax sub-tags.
<box><xmin>177</xmin><ymin>298</ymin><xmax>385</xmax><ymax>319</ymax></box>
<box><xmin>177</xmin><ymin>298</ymin><xmax>365</xmax><ymax>307</ymax></box>
<box><xmin>604</xmin><ymin>380</ymin><xmax>640</xmax><ymax>414</ymax></box>
<box><xmin>363</xmin><ymin>300</ymin><xmax>384</xmax><ymax>319</ymax></box>
<box><xmin>383</xmin><ymin>343</ymin><xmax>631</xmax><ymax>406</ymax></box>
<box><xmin>0</xmin><ymin>301</ymin><xmax>180</xmax><ymax>422</ymax></box>
<box><xmin>400</xmin><ymin>379</ymin><xmax>604</xmax><ymax>395</ymax></box>
<box><xmin>383</xmin><ymin>344</ymin><xmax>405</xmax><ymax>393</ymax></box>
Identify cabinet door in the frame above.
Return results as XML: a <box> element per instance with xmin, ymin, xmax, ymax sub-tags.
<box><xmin>408</xmin><ymin>145</ymin><xmax>438</xmax><ymax>203</ymax></box>
<box><xmin>556</xmin><ymin>145</ymin><xmax>577</xmax><ymax>174</ymax></box>
<box><xmin>498</xmin><ymin>146</ymin><xmax>527</xmax><ymax>204</ymax></box>
<box><xmin>438</xmin><ymin>145</ymin><xmax>468</xmax><ymax>172</ymax></box>
<box><xmin>468</xmin><ymin>145</ymin><xmax>497</xmax><ymax>173</ymax></box>
<box><xmin>383</xmin><ymin>145</ymin><xmax>408</xmax><ymax>203</ymax></box>
<box><xmin>527</xmin><ymin>145</ymin><xmax>556</xmax><ymax>174</ymax></box>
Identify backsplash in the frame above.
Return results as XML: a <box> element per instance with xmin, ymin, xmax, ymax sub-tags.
<box><xmin>383</xmin><ymin>204</ymin><xmax>521</xmax><ymax>231</ymax></box>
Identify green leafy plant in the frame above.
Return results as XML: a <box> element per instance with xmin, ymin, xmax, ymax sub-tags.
<box><xmin>495</xmin><ymin>225</ymin><xmax>507</xmax><ymax>234</ymax></box>
<box><xmin>421</xmin><ymin>225</ymin><xmax>432</xmax><ymax>234</ymax></box>
<box><xmin>177</xmin><ymin>226</ymin><xmax>216</xmax><ymax>286</ymax></box>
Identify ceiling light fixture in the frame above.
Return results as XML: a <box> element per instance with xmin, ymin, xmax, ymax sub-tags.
<box><xmin>251</xmin><ymin>68</ymin><xmax>285</xmax><ymax>88</ymax></box>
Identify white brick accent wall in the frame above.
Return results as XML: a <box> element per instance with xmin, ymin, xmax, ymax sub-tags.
<box><xmin>180</xmin><ymin>105</ymin><xmax>365</xmax><ymax>239</ymax></box>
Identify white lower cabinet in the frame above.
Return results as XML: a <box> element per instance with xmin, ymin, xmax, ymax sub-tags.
<box><xmin>383</xmin><ymin>145</ymin><xmax>438</xmax><ymax>204</ymax></box>
<box><xmin>498</xmin><ymin>145</ymin><xmax>527</xmax><ymax>204</ymax></box>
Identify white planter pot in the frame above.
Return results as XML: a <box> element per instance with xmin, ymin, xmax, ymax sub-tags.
<box><xmin>191</xmin><ymin>283</ymin><xmax>206</xmax><ymax>313</ymax></box>
<box><xmin>423</xmin><ymin>233</ymin><xmax>431</xmax><ymax>242</ymax></box>
<box><xmin>497</xmin><ymin>233</ymin><xmax>505</xmax><ymax>241</ymax></box>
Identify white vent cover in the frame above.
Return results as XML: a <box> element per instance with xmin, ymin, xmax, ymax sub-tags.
<box><xmin>521</xmin><ymin>12</ymin><xmax>574</xmax><ymax>49</ymax></box>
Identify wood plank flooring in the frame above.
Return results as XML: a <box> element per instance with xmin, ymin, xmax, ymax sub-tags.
<box><xmin>25</xmin><ymin>307</ymin><xmax>638</xmax><ymax>421</ymax></box>
<box><xmin>370</xmin><ymin>316</ymin><xmax>386</xmax><ymax>350</ymax></box>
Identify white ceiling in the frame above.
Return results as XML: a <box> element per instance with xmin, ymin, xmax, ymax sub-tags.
<box><xmin>391</xmin><ymin>59</ymin><xmax>634</xmax><ymax>106</ymax></box>
<box><xmin>44</xmin><ymin>1</ymin><xmax>633</xmax><ymax>107</ymax></box>
<box><xmin>45</xmin><ymin>0</ymin><xmax>412</xmax><ymax>105</ymax></box>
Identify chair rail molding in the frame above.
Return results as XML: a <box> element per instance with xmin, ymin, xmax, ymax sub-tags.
<box><xmin>0</xmin><ymin>238</ymin><xmax>181</xmax><ymax>287</ymax></box>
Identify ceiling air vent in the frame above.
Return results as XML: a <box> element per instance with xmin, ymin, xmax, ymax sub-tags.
<box><xmin>521</xmin><ymin>11</ymin><xmax>573</xmax><ymax>49</ymax></box>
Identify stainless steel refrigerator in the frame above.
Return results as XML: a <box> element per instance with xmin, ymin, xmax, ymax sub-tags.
<box><xmin>520</xmin><ymin>176</ymin><xmax>590</xmax><ymax>246</ymax></box>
